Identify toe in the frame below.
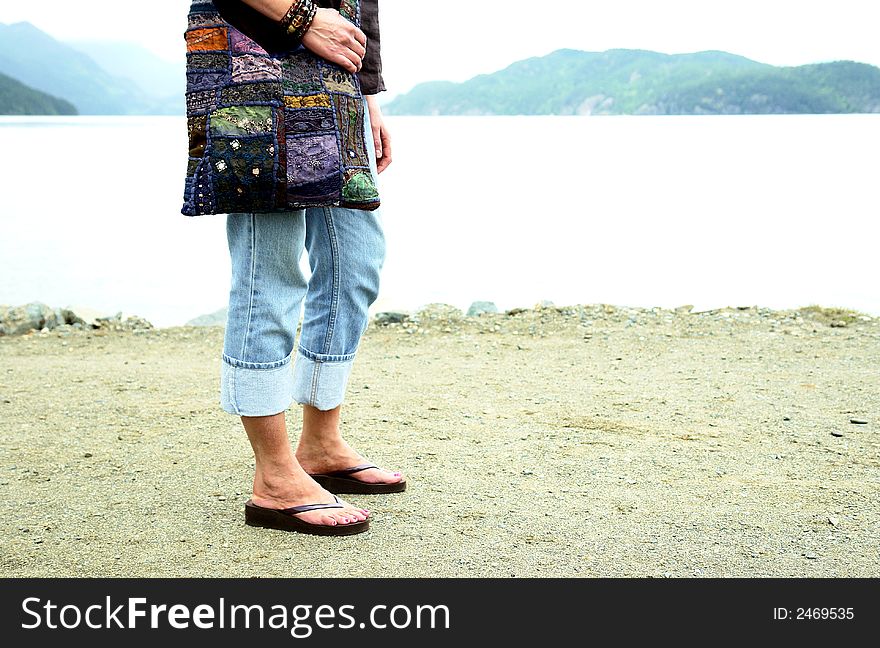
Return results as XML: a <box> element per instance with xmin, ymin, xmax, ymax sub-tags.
<box><xmin>377</xmin><ymin>468</ymin><xmax>404</xmax><ymax>484</ymax></box>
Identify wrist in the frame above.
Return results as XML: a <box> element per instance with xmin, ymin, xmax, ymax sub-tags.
<box><xmin>280</xmin><ymin>0</ymin><xmax>318</xmax><ymax>44</ymax></box>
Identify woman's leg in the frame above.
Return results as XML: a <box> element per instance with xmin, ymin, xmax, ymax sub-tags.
<box><xmin>290</xmin><ymin>98</ymin><xmax>403</xmax><ymax>485</ymax></box>
<box><xmin>221</xmin><ymin>211</ymin><xmax>368</xmax><ymax>525</ymax></box>
<box><xmin>290</xmin><ymin>203</ymin><xmax>402</xmax><ymax>485</ymax></box>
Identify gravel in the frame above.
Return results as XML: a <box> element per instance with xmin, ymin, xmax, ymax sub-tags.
<box><xmin>0</xmin><ymin>302</ymin><xmax>878</xmax><ymax>577</ymax></box>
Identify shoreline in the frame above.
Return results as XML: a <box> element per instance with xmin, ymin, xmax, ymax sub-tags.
<box><xmin>1</xmin><ymin>300</ymin><xmax>876</xmax><ymax>337</ymax></box>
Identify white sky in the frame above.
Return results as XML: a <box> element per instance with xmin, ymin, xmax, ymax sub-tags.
<box><xmin>1</xmin><ymin>0</ymin><xmax>879</xmax><ymax>95</ymax></box>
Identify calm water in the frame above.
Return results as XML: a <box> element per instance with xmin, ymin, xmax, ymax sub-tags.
<box><xmin>1</xmin><ymin>114</ymin><xmax>878</xmax><ymax>327</ymax></box>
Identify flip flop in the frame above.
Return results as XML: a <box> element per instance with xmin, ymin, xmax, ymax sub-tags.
<box><xmin>244</xmin><ymin>495</ymin><xmax>369</xmax><ymax>536</ymax></box>
<box><xmin>309</xmin><ymin>463</ymin><xmax>407</xmax><ymax>495</ymax></box>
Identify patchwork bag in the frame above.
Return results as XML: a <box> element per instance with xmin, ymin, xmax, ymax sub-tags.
<box><xmin>181</xmin><ymin>0</ymin><xmax>380</xmax><ymax>216</ymax></box>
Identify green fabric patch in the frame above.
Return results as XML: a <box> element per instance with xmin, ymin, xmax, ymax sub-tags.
<box><xmin>342</xmin><ymin>171</ymin><xmax>379</xmax><ymax>203</ymax></box>
<box><xmin>209</xmin><ymin>106</ymin><xmax>273</xmax><ymax>136</ymax></box>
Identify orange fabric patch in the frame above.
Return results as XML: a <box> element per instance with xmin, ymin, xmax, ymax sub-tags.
<box><xmin>284</xmin><ymin>94</ymin><xmax>332</xmax><ymax>109</ymax></box>
<box><xmin>186</xmin><ymin>27</ymin><xmax>229</xmax><ymax>52</ymax></box>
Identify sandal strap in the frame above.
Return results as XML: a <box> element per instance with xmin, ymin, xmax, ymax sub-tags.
<box><xmin>323</xmin><ymin>463</ymin><xmax>378</xmax><ymax>477</ymax></box>
<box><xmin>281</xmin><ymin>495</ymin><xmax>344</xmax><ymax>515</ymax></box>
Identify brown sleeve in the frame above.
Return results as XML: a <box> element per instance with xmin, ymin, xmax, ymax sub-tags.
<box><xmin>358</xmin><ymin>0</ymin><xmax>386</xmax><ymax>94</ymax></box>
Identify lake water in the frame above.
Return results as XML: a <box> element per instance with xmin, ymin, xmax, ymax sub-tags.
<box><xmin>1</xmin><ymin>114</ymin><xmax>878</xmax><ymax>327</ymax></box>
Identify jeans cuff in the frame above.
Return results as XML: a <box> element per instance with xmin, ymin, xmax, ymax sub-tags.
<box><xmin>292</xmin><ymin>348</ymin><xmax>355</xmax><ymax>411</ymax></box>
<box><xmin>220</xmin><ymin>353</ymin><xmax>294</xmax><ymax>416</ymax></box>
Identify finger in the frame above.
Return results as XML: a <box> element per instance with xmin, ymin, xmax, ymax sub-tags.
<box><xmin>341</xmin><ymin>46</ymin><xmax>362</xmax><ymax>72</ymax></box>
<box><xmin>372</xmin><ymin>125</ymin><xmax>383</xmax><ymax>159</ymax></box>
<box><xmin>351</xmin><ymin>26</ymin><xmax>367</xmax><ymax>48</ymax></box>
<box><xmin>349</xmin><ymin>38</ymin><xmax>367</xmax><ymax>60</ymax></box>
<box><xmin>331</xmin><ymin>52</ymin><xmax>358</xmax><ymax>74</ymax></box>
<box><xmin>378</xmin><ymin>127</ymin><xmax>392</xmax><ymax>173</ymax></box>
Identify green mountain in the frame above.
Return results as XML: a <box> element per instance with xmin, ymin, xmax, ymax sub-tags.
<box><xmin>0</xmin><ymin>21</ymin><xmax>180</xmax><ymax>115</ymax></box>
<box><xmin>67</xmin><ymin>40</ymin><xmax>185</xmax><ymax>114</ymax></box>
<box><xmin>0</xmin><ymin>70</ymin><xmax>77</xmax><ymax>115</ymax></box>
<box><xmin>385</xmin><ymin>49</ymin><xmax>880</xmax><ymax>115</ymax></box>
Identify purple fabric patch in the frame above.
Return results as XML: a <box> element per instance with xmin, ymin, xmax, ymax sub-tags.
<box><xmin>230</xmin><ymin>29</ymin><xmax>268</xmax><ymax>56</ymax></box>
<box><xmin>286</xmin><ymin>135</ymin><xmax>340</xmax><ymax>186</ymax></box>
<box><xmin>232</xmin><ymin>55</ymin><xmax>282</xmax><ymax>83</ymax></box>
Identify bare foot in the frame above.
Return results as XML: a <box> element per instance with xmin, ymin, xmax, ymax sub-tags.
<box><xmin>298</xmin><ymin>405</ymin><xmax>405</xmax><ymax>486</ymax></box>
<box><xmin>296</xmin><ymin>435</ymin><xmax>404</xmax><ymax>485</ymax></box>
<box><xmin>252</xmin><ymin>461</ymin><xmax>369</xmax><ymax>527</ymax></box>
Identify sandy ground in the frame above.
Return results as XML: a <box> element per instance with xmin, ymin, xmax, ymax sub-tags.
<box><xmin>1</xmin><ymin>303</ymin><xmax>878</xmax><ymax>578</ymax></box>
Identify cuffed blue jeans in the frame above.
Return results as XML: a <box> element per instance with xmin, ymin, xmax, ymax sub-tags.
<box><xmin>220</xmin><ymin>102</ymin><xmax>385</xmax><ymax>416</ymax></box>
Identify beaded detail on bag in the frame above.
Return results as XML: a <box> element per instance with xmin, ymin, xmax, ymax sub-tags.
<box><xmin>181</xmin><ymin>0</ymin><xmax>380</xmax><ymax>216</ymax></box>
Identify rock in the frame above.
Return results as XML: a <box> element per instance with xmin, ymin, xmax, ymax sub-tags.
<box><xmin>374</xmin><ymin>311</ymin><xmax>409</xmax><ymax>326</ymax></box>
<box><xmin>828</xmin><ymin>516</ymin><xmax>839</xmax><ymax>527</ymax></box>
<box><xmin>675</xmin><ymin>304</ymin><xmax>694</xmax><ymax>314</ymax></box>
<box><xmin>186</xmin><ymin>307</ymin><xmax>228</xmax><ymax>327</ymax></box>
<box><xmin>466</xmin><ymin>301</ymin><xmax>498</xmax><ymax>317</ymax></box>
<box><xmin>0</xmin><ymin>302</ymin><xmax>63</xmax><ymax>336</ymax></box>
<box><xmin>415</xmin><ymin>303</ymin><xmax>463</xmax><ymax>321</ymax></box>
<box><xmin>830</xmin><ymin>431</ymin><xmax>844</xmax><ymax>437</ymax></box>
<box><xmin>62</xmin><ymin>305</ymin><xmax>111</xmax><ymax>329</ymax></box>
<box><xmin>804</xmin><ymin>552</ymin><xmax>819</xmax><ymax>560</ymax></box>
<box><xmin>94</xmin><ymin>312</ymin><xmax>154</xmax><ymax>332</ymax></box>
<box><xmin>830</xmin><ymin>320</ymin><xmax>848</xmax><ymax>328</ymax></box>
<box><xmin>849</xmin><ymin>418</ymin><xmax>868</xmax><ymax>425</ymax></box>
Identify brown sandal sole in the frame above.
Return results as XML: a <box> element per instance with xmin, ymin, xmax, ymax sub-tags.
<box><xmin>311</xmin><ymin>474</ymin><xmax>407</xmax><ymax>495</ymax></box>
<box><xmin>244</xmin><ymin>499</ymin><xmax>369</xmax><ymax>536</ymax></box>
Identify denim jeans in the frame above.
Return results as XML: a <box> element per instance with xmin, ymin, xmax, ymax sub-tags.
<box><xmin>220</xmin><ymin>101</ymin><xmax>386</xmax><ymax>416</ymax></box>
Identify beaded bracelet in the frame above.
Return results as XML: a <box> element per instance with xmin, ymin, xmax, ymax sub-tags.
<box><xmin>280</xmin><ymin>0</ymin><xmax>318</xmax><ymax>44</ymax></box>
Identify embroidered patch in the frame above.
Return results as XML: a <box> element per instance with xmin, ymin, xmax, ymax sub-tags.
<box><xmin>339</xmin><ymin>0</ymin><xmax>359</xmax><ymax>21</ymax></box>
<box><xmin>188</xmin><ymin>13</ymin><xmax>224</xmax><ymax>30</ymax></box>
<box><xmin>342</xmin><ymin>169</ymin><xmax>380</xmax><ymax>203</ymax></box>
<box><xmin>192</xmin><ymin>159</ymin><xmax>217</xmax><ymax>214</ymax></box>
<box><xmin>286</xmin><ymin>134</ymin><xmax>340</xmax><ymax>187</ymax></box>
<box><xmin>284</xmin><ymin>108</ymin><xmax>336</xmax><ymax>135</ymax></box>
<box><xmin>186</xmin><ymin>27</ymin><xmax>228</xmax><ymax>52</ymax></box>
<box><xmin>230</xmin><ymin>30</ymin><xmax>268</xmax><ymax>56</ymax></box>
<box><xmin>334</xmin><ymin>94</ymin><xmax>370</xmax><ymax>168</ymax></box>
<box><xmin>186</xmin><ymin>89</ymin><xmax>218</xmax><ymax>115</ymax></box>
<box><xmin>188</xmin><ymin>115</ymin><xmax>208</xmax><ymax>157</ymax></box>
<box><xmin>221</xmin><ymin>82</ymin><xmax>282</xmax><ymax>106</ymax></box>
<box><xmin>187</xmin><ymin>70</ymin><xmax>230</xmax><ymax>93</ymax></box>
<box><xmin>284</xmin><ymin>94</ymin><xmax>332</xmax><ymax>109</ymax></box>
<box><xmin>322</xmin><ymin>67</ymin><xmax>358</xmax><ymax>95</ymax></box>
<box><xmin>210</xmin><ymin>136</ymin><xmax>277</xmax><ymax>212</ymax></box>
<box><xmin>282</xmin><ymin>53</ymin><xmax>324</xmax><ymax>94</ymax></box>
<box><xmin>188</xmin><ymin>52</ymin><xmax>229</xmax><ymax>70</ymax></box>
<box><xmin>209</xmin><ymin>106</ymin><xmax>274</xmax><ymax>136</ymax></box>
<box><xmin>232</xmin><ymin>54</ymin><xmax>282</xmax><ymax>83</ymax></box>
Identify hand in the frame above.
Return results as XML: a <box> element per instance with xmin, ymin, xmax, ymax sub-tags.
<box><xmin>301</xmin><ymin>8</ymin><xmax>367</xmax><ymax>74</ymax></box>
<box><xmin>366</xmin><ymin>95</ymin><xmax>392</xmax><ymax>173</ymax></box>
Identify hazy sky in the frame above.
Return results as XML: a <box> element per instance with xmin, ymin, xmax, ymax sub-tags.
<box><xmin>2</xmin><ymin>0</ymin><xmax>879</xmax><ymax>95</ymax></box>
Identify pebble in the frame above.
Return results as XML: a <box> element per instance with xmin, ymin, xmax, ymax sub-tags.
<box><xmin>804</xmin><ymin>553</ymin><xmax>819</xmax><ymax>560</ymax></box>
<box><xmin>374</xmin><ymin>311</ymin><xmax>409</xmax><ymax>326</ymax></box>
<box><xmin>828</xmin><ymin>517</ymin><xmax>839</xmax><ymax>527</ymax></box>
<box><xmin>849</xmin><ymin>418</ymin><xmax>868</xmax><ymax>425</ymax></box>
<box><xmin>830</xmin><ymin>431</ymin><xmax>844</xmax><ymax>437</ymax></box>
